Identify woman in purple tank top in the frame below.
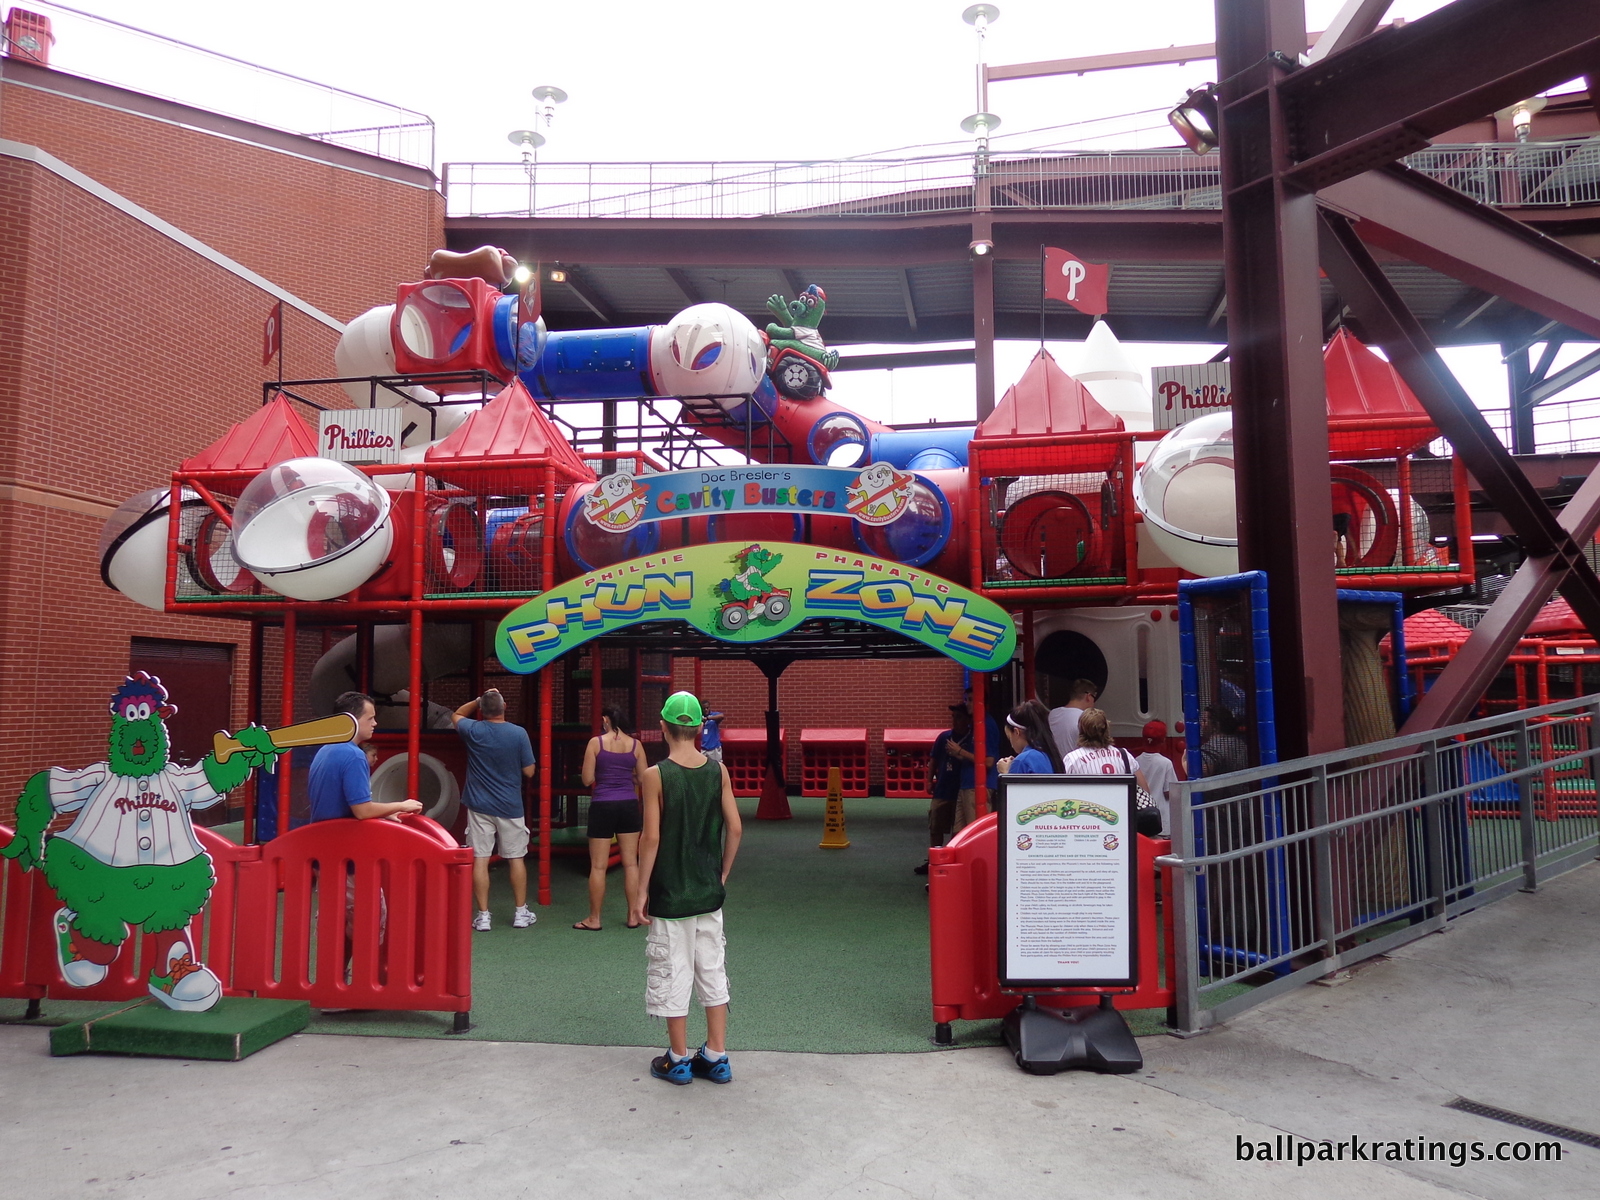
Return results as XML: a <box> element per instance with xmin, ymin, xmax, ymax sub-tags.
<box><xmin>576</xmin><ymin>707</ymin><xmax>650</xmax><ymax>930</ymax></box>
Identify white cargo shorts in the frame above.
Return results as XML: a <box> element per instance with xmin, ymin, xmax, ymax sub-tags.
<box><xmin>644</xmin><ymin>909</ymin><xmax>729</xmax><ymax>1018</ymax></box>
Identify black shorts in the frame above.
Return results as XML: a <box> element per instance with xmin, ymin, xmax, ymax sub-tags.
<box><xmin>587</xmin><ymin>799</ymin><xmax>642</xmax><ymax>839</ymax></box>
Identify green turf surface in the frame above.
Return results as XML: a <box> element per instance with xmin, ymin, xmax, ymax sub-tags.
<box><xmin>3</xmin><ymin>798</ymin><xmax>1192</xmax><ymax>1052</ymax></box>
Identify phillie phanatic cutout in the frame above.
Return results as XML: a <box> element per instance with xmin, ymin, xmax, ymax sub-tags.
<box><xmin>1</xmin><ymin>673</ymin><xmax>355</xmax><ymax>1011</ymax></box>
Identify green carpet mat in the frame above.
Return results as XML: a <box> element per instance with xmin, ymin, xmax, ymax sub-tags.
<box><xmin>2</xmin><ymin>798</ymin><xmax>1194</xmax><ymax>1052</ymax></box>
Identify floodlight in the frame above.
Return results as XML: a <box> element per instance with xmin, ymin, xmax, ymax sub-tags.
<box><xmin>1168</xmin><ymin>85</ymin><xmax>1220</xmax><ymax>154</ymax></box>
<box><xmin>969</xmin><ymin>239</ymin><xmax>994</xmax><ymax>257</ymax></box>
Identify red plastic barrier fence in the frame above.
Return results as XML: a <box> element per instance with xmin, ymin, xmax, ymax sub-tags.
<box><xmin>800</xmin><ymin>728</ymin><xmax>869</xmax><ymax>798</ymax></box>
<box><xmin>234</xmin><ymin>815</ymin><xmax>473</xmax><ymax>1023</ymax></box>
<box><xmin>0</xmin><ymin>819</ymin><xmax>473</xmax><ymax>1027</ymax></box>
<box><xmin>0</xmin><ymin>825</ymin><xmax>256</xmax><ymax>1006</ymax></box>
<box><xmin>722</xmin><ymin>729</ymin><xmax>785</xmax><ymax>797</ymax></box>
<box><xmin>0</xmin><ymin>826</ymin><xmax>44</xmax><ymax>1005</ymax></box>
<box><xmin>928</xmin><ymin>814</ymin><xmax>1174</xmax><ymax>1036</ymax></box>
<box><xmin>883</xmin><ymin>728</ymin><xmax>944</xmax><ymax>799</ymax></box>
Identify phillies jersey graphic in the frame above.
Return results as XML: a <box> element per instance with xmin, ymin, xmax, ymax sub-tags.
<box><xmin>48</xmin><ymin>761</ymin><xmax>222</xmax><ymax>868</ymax></box>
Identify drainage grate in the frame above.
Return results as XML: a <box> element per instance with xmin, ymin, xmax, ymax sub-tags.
<box><xmin>1446</xmin><ymin>1098</ymin><xmax>1600</xmax><ymax>1150</ymax></box>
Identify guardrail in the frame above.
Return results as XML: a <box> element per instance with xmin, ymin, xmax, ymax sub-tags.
<box><xmin>1162</xmin><ymin>694</ymin><xmax>1600</xmax><ymax>1035</ymax></box>
<box><xmin>442</xmin><ymin>139</ymin><xmax>1600</xmax><ymax>220</ymax></box>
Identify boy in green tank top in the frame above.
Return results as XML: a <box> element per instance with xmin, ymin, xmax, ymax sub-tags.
<box><xmin>632</xmin><ymin>691</ymin><xmax>743</xmax><ymax>1084</ymax></box>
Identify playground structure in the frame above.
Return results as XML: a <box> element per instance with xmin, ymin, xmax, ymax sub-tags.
<box><xmin>86</xmin><ymin>244</ymin><xmax>1492</xmax><ymax>920</ymax></box>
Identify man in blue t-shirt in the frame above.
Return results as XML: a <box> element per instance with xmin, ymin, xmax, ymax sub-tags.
<box><xmin>700</xmin><ymin>710</ymin><xmax>724</xmax><ymax>765</ymax></box>
<box><xmin>307</xmin><ymin>692</ymin><xmax>421</xmax><ymax>823</ymax></box>
<box><xmin>305</xmin><ymin>692</ymin><xmax>420</xmax><ymax>994</ymax></box>
<box><xmin>452</xmin><ymin>689</ymin><xmax>536</xmax><ymax>932</ymax></box>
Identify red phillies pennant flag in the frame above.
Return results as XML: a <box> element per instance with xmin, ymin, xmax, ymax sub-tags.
<box><xmin>262</xmin><ymin>300</ymin><xmax>283</xmax><ymax>366</ymax></box>
<box><xmin>1043</xmin><ymin>246</ymin><xmax>1110</xmax><ymax>316</ymax></box>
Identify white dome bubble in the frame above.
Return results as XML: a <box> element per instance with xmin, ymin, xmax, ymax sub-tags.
<box><xmin>1133</xmin><ymin>411</ymin><xmax>1239</xmax><ymax>577</ymax></box>
<box><xmin>233</xmin><ymin>457</ymin><xmax>393</xmax><ymax>600</ymax></box>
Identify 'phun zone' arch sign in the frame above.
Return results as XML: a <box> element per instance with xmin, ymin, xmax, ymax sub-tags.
<box><xmin>495</xmin><ymin>542</ymin><xmax>1016</xmax><ymax>674</ymax></box>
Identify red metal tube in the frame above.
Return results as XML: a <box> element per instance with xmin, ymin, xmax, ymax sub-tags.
<box><xmin>973</xmin><ymin>671</ymin><xmax>988</xmax><ymax>819</ymax></box>
<box><xmin>1451</xmin><ymin>453</ymin><xmax>1476</xmax><ymax>579</ymax></box>
<box><xmin>244</xmin><ymin>620</ymin><xmax>264</xmax><ymax>844</ymax></box>
<box><xmin>164</xmin><ymin>481</ymin><xmax>182</xmax><ymax>613</ymax></box>
<box><xmin>279</xmin><ymin>610</ymin><xmax>296</xmax><ymax>839</ymax></box>
<box><xmin>539</xmin><ymin>466</ymin><xmax>557</xmax><ymax>907</ymax></box>
<box><xmin>406</xmin><ymin>469</ymin><xmax>426</xmax><ymax>802</ymax></box>
<box><xmin>1397</xmin><ymin>453</ymin><xmax>1415</xmax><ymax>567</ymax></box>
<box><xmin>1022</xmin><ymin>609</ymin><xmax>1035</xmax><ymax>701</ymax></box>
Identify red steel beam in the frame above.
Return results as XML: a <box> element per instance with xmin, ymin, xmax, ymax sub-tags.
<box><xmin>1400</xmin><ymin>466</ymin><xmax>1600</xmax><ymax>733</ymax></box>
<box><xmin>1215</xmin><ymin>0</ymin><xmax>1346</xmax><ymax>758</ymax></box>
<box><xmin>1282</xmin><ymin>0</ymin><xmax>1600</xmax><ymax>190</ymax></box>
<box><xmin>1320</xmin><ymin>166</ymin><xmax>1600</xmax><ymax>341</ymax></box>
<box><xmin>1318</xmin><ymin>210</ymin><xmax>1600</xmax><ymax>729</ymax></box>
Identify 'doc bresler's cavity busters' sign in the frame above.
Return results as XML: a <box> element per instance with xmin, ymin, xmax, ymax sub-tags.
<box><xmin>579</xmin><ymin>463</ymin><xmax>921</xmax><ymax>533</ymax></box>
<box><xmin>494</xmin><ymin>542</ymin><xmax>1017</xmax><ymax>675</ymax></box>
<box><xmin>999</xmin><ymin>774</ymin><xmax>1137</xmax><ymax>988</ymax></box>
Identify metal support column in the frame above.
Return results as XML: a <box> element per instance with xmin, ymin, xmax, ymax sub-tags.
<box><xmin>1216</xmin><ymin>0</ymin><xmax>1345</xmax><ymax>758</ymax></box>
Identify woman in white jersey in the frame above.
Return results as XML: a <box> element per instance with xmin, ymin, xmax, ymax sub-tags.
<box><xmin>1061</xmin><ymin>708</ymin><xmax>1162</xmax><ymax>837</ymax></box>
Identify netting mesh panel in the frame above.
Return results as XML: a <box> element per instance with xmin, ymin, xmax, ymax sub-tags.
<box><xmin>1187</xmin><ymin>587</ymin><xmax>1264</xmax><ymax>773</ymax></box>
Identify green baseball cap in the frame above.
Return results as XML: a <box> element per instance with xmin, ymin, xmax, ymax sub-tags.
<box><xmin>660</xmin><ymin>692</ymin><xmax>704</xmax><ymax>726</ymax></box>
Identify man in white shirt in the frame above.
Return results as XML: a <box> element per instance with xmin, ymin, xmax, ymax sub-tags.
<box><xmin>1047</xmin><ymin>679</ymin><xmax>1099</xmax><ymax>759</ymax></box>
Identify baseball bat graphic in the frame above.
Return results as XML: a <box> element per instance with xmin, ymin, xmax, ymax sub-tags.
<box><xmin>211</xmin><ymin>713</ymin><xmax>360</xmax><ymax>763</ymax></box>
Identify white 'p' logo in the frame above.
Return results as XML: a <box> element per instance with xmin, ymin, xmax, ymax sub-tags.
<box><xmin>1061</xmin><ymin>259</ymin><xmax>1087</xmax><ymax>301</ymax></box>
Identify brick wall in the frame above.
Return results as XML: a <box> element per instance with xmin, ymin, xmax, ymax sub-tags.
<box><xmin>0</xmin><ymin>71</ymin><xmax>444</xmax><ymax>322</ymax></box>
<box><xmin>0</xmin><ymin>76</ymin><xmax>442</xmax><ymax>821</ymax></box>
<box><xmin>671</xmin><ymin>656</ymin><xmax>965</xmax><ymax>790</ymax></box>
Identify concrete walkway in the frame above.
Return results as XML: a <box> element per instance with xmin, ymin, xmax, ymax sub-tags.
<box><xmin>1</xmin><ymin>861</ymin><xmax>1594</xmax><ymax>1200</ymax></box>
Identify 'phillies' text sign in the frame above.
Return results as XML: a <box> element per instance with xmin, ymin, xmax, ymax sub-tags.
<box><xmin>319</xmin><ymin>408</ymin><xmax>402</xmax><ymax>464</ymax></box>
<box><xmin>1151</xmin><ymin>362</ymin><xmax>1233</xmax><ymax>430</ymax></box>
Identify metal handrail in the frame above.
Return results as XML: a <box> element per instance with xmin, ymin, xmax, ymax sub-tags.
<box><xmin>441</xmin><ymin>138</ymin><xmax>1600</xmax><ymax>220</ymax></box>
<box><xmin>1171</xmin><ymin>691</ymin><xmax>1600</xmax><ymax>797</ymax></box>
<box><xmin>1161</xmin><ymin>693</ymin><xmax>1600</xmax><ymax>1036</ymax></box>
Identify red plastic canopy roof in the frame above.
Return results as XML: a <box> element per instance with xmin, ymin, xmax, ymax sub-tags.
<box><xmin>1384</xmin><ymin>608</ymin><xmax>1471</xmax><ymax>652</ymax></box>
<box><xmin>1325</xmin><ymin>329</ymin><xmax>1437</xmax><ymax>457</ymax></box>
<box><xmin>181</xmin><ymin>395</ymin><xmax>318</xmax><ymax>474</ymax></box>
<box><xmin>978</xmin><ymin>349</ymin><xmax>1124</xmax><ymax>438</ymax></box>
<box><xmin>1526</xmin><ymin>596</ymin><xmax>1586</xmax><ymax>636</ymax></box>
<box><xmin>426</xmin><ymin>379</ymin><xmax>594</xmax><ymax>482</ymax></box>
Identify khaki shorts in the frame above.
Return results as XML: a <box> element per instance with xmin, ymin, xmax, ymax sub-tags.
<box><xmin>644</xmin><ymin>909</ymin><xmax>729</xmax><ymax>1018</ymax></box>
<box><xmin>465</xmin><ymin>810</ymin><xmax>530</xmax><ymax>859</ymax></box>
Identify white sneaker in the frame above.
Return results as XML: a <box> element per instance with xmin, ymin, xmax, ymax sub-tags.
<box><xmin>473</xmin><ymin>911</ymin><xmax>491</xmax><ymax>932</ymax></box>
<box><xmin>513</xmin><ymin>906</ymin><xmax>536</xmax><ymax>928</ymax></box>
<box><xmin>147</xmin><ymin>941</ymin><xmax>222</xmax><ymax>1012</ymax></box>
<box><xmin>53</xmin><ymin>908</ymin><xmax>109</xmax><ymax>988</ymax></box>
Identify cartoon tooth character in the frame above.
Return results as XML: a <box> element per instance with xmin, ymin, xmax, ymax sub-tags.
<box><xmin>846</xmin><ymin>462</ymin><xmax>915</xmax><ymax>526</ymax></box>
<box><xmin>582</xmin><ymin>470</ymin><xmax>651</xmax><ymax>533</ymax></box>
<box><xmin>1</xmin><ymin>672</ymin><xmax>282</xmax><ymax>1011</ymax></box>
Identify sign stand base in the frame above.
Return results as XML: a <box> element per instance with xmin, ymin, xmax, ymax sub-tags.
<box><xmin>1001</xmin><ymin>994</ymin><xmax>1143</xmax><ymax>1076</ymax></box>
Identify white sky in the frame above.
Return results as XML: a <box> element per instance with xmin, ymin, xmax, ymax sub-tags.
<box><xmin>31</xmin><ymin>1</ymin><xmax>1600</xmax><ymax>436</ymax></box>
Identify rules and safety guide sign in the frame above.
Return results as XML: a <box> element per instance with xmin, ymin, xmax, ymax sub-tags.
<box><xmin>998</xmin><ymin>774</ymin><xmax>1138</xmax><ymax>989</ymax></box>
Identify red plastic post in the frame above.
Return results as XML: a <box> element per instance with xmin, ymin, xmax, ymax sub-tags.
<box><xmin>538</xmin><ymin>466</ymin><xmax>556</xmax><ymax>905</ymax></box>
<box><xmin>279</xmin><ymin>609</ymin><xmax>296</xmax><ymax>839</ymax></box>
<box><xmin>973</xmin><ymin>671</ymin><xmax>988</xmax><ymax>819</ymax></box>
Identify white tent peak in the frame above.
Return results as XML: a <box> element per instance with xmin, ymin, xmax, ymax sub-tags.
<box><xmin>1070</xmin><ymin>319</ymin><xmax>1151</xmax><ymax>430</ymax></box>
